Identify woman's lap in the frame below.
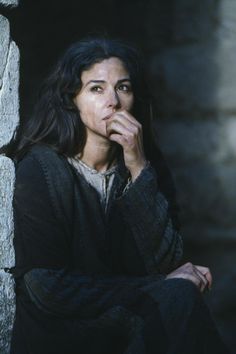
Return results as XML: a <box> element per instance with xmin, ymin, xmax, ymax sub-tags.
<box><xmin>11</xmin><ymin>277</ymin><xmax>228</xmax><ymax>354</ymax></box>
<box><xmin>139</xmin><ymin>278</ymin><xmax>228</xmax><ymax>354</ymax></box>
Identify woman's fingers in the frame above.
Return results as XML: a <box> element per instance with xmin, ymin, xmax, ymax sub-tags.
<box><xmin>106</xmin><ymin>117</ymin><xmax>134</xmax><ymax>140</ymax></box>
<box><xmin>194</xmin><ymin>268</ymin><xmax>209</xmax><ymax>292</ymax></box>
<box><xmin>195</xmin><ymin>266</ymin><xmax>212</xmax><ymax>290</ymax></box>
<box><xmin>106</xmin><ymin>111</ymin><xmax>141</xmax><ymax>139</ymax></box>
<box><xmin>105</xmin><ymin>110</ymin><xmax>146</xmax><ymax>181</ymax></box>
<box><xmin>106</xmin><ymin>120</ymin><xmax>132</xmax><ymax>139</ymax></box>
<box><xmin>166</xmin><ymin>262</ymin><xmax>212</xmax><ymax>293</ymax></box>
<box><xmin>106</xmin><ymin>119</ymin><xmax>139</xmax><ymax>150</ymax></box>
<box><xmin>110</xmin><ymin>110</ymin><xmax>142</xmax><ymax>128</ymax></box>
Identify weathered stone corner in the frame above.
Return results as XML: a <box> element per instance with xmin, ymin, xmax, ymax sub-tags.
<box><xmin>0</xmin><ymin>156</ymin><xmax>15</xmax><ymax>269</ymax></box>
<box><xmin>0</xmin><ymin>0</ymin><xmax>18</xmax><ymax>7</ymax></box>
<box><xmin>0</xmin><ymin>270</ymin><xmax>15</xmax><ymax>354</ymax></box>
<box><xmin>0</xmin><ymin>1</ymin><xmax>19</xmax><ymax>352</ymax></box>
<box><xmin>0</xmin><ymin>156</ymin><xmax>16</xmax><ymax>354</ymax></box>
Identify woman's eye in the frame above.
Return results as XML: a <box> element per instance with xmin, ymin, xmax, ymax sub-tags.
<box><xmin>117</xmin><ymin>84</ymin><xmax>132</xmax><ymax>92</ymax></box>
<box><xmin>90</xmin><ymin>86</ymin><xmax>103</xmax><ymax>92</ymax></box>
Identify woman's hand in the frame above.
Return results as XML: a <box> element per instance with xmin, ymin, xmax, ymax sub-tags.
<box><xmin>106</xmin><ymin>110</ymin><xmax>147</xmax><ymax>181</ymax></box>
<box><xmin>166</xmin><ymin>262</ymin><xmax>213</xmax><ymax>293</ymax></box>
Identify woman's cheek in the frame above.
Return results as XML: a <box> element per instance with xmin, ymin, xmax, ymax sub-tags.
<box><xmin>126</xmin><ymin>96</ymin><xmax>134</xmax><ymax>112</ymax></box>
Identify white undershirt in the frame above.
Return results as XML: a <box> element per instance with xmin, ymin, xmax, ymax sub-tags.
<box><xmin>68</xmin><ymin>157</ymin><xmax>117</xmax><ymax>210</ymax></box>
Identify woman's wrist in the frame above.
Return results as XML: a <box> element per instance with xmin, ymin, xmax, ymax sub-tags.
<box><xmin>129</xmin><ymin>160</ymin><xmax>148</xmax><ymax>182</ymax></box>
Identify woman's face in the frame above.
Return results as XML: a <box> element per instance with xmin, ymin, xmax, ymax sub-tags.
<box><xmin>73</xmin><ymin>57</ymin><xmax>134</xmax><ymax>141</ymax></box>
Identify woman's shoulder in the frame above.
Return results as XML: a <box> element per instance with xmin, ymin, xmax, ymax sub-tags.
<box><xmin>15</xmin><ymin>144</ymin><xmax>73</xmax><ymax>187</ymax></box>
<box><xmin>17</xmin><ymin>144</ymin><xmax>60</xmax><ymax>164</ymax></box>
<box><xmin>16</xmin><ymin>144</ymin><xmax>67</xmax><ymax>173</ymax></box>
<box><xmin>15</xmin><ymin>144</ymin><xmax>75</xmax><ymax>218</ymax></box>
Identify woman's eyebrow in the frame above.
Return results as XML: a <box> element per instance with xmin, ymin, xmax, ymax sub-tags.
<box><xmin>84</xmin><ymin>77</ymin><xmax>131</xmax><ymax>87</ymax></box>
<box><xmin>84</xmin><ymin>80</ymin><xmax>105</xmax><ymax>87</ymax></box>
<box><xmin>117</xmin><ymin>78</ymin><xmax>131</xmax><ymax>83</ymax></box>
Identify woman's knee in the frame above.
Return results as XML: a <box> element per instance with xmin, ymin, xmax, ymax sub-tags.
<box><xmin>164</xmin><ymin>278</ymin><xmax>202</xmax><ymax>304</ymax></box>
<box><xmin>165</xmin><ymin>277</ymin><xmax>200</xmax><ymax>293</ymax></box>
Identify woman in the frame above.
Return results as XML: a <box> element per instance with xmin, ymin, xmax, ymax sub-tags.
<box><xmin>4</xmin><ymin>37</ymin><xmax>227</xmax><ymax>354</ymax></box>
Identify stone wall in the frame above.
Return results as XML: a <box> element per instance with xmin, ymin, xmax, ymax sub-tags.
<box><xmin>0</xmin><ymin>0</ymin><xmax>17</xmax><ymax>6</ymax></box>
<box><xmin>0</xmin><ymin>1</ymin><xmax>19</xmax><ymax>353</ymax></box>
<box><xmin>146</xmin><ymin>0</ymin><xmax>236</xmax><ymax>350</ymax></box>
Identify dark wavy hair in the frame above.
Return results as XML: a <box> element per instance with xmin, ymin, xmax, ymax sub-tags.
<box><xmin>2</xmin><ymin>36</ymin><xmax>154</xmax><ymax>161</ymax></box>
<box><xmin>1</xmin><ymin>36</ymin><xmax>180</xmax><ymax>228</ymax></box>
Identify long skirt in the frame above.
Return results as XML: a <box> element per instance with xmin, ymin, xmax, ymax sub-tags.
<box><xmin>11</xmin><ymin>278</ymin><xmax>229</xmax><ymax>354</ymax></box>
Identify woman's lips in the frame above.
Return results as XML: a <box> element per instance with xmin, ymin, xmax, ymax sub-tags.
<box><xmin>102</xmin><ymin>113</ymin><xmax>113</xmax><ymax>121</ymax></box>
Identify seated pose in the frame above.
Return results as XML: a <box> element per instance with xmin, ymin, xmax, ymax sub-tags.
<box><xmin>4</xmin><ymin>37</ymin><xmax>228</xmax><ymax>354</ymax></box>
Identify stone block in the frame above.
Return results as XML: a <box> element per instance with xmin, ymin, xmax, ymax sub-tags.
<box><xmin>0</xmin><ymin>156</ymin><xmax>15</xmax><ymax>268</ymax></box>
<box><xmin>172</xmin><ymin>162</ymin><xmax>236</xmax><ymax>234</ymax></box>
<box><xmin>149</xmin><ymin>36</ymin><xmax>236</xmax><ymax>113</ymax></box>
<box><xmin>0</xmin><ymin>0</ymin><xmax>18</xmax><ymax>7</ymax></box>
<box><xmin>155</xmin><ymin>117</ymin><xmax>236</xmax><ymax>165</ymax></box>
<box><xmin>153</xmin><ymin>118</ymin><xmax>236</xmax><ymax>239</ymax></box>
<box><xmin>182</xmin><ymin>222</ymin><xmax>236</xmax><ymax>244</ymax></box>
<box><xmin>155</xmin><ymin>120</ymin><xmax>221</xmax><ymax>165</ymax></box>
<box><xmin>152</xmin><ymin>118</ymin><xmax>236</xmax><ymax>243</ymax></box>
<box><xmin>0</xmin><ymin>40</ymin><xmax>19</xmax><ymax>148</ymax></box>
<box><xmin>149</xmin><ymin>42</ymin><xmax>217</xmax><ymax>114</ymax></box>
<box><xmin>0</xmin><ymin>270</ymin><xmax>15</xmax><ymax>354</ymax></box>
<box><xmin>0</xmin><ymin>10</ymin><xmax>18</xmax><ymax>354</ymax></box>
<box><xmin>172</xmin><ymin>0</ymin><xmax>219</xmax><ymax>43</ymax></box>
<box><xmin>146</xmin><ymin>0</ymin><xmax>236</xmax><ymax>113</ymax></box>
<box><xmin>218</xmin><ymin>0</ymin><xmax>236</xmax><ymax>42</ymax></box>
<box><xmin>146</xmin><ymin>0</ymin><xmax>219</xmax><ymax>50</ymax></box>
<box><xmin>0</xmin><ymin>16</ymin><xmax>10</xmax><ymax>90</ymax></box>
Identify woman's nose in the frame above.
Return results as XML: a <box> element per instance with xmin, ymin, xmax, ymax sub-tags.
<box><xmin>107</xmin><ymin>90</ymin><xmax>121</xmax><ymax>109</ymax></box>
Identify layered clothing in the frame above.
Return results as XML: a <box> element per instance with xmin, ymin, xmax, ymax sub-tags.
<box><xmin>10</xmin><ymin>145</ymin><xmax>227</xmax><ymax>354</ymax></box>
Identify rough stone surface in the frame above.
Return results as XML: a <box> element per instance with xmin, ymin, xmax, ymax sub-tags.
<box><xmin>0</xmin><ymin>16</ymin><xmax>10</xmax><ymax>90</ymax></box>
<box><xmin>146</xmin><ymin>0</ymin><xmax>219</xmax><ymax>47</ymax></box>
<box><xmin>0</xmin><ymin>41</ymin><xmax>19</xmax><ymax>148</ymax></box>
<box><xmin>0</xmin><ymin>157</ymin><xmax>15</xmax><ymax>268</ymax></box>
<box><xmin>174</xmin><ymin>163</ymin><xmax>236</xmax><ymax>232</ymax></box>
<box><xmin>155</xmin><ymin>117</ymin><xmax>236</xmax><ymax>165</ymax></box>
<box><xmin>147</xmin><ymin>0</ymin><xmax>236</xmax><ymax>115</ymax></box>
<box><xmin>172</xmin><ymin>0</ymin><xmax>219</xmax><ymax>44</ymax></box>
<box><xmin>154</xmin><ymin>118</ymin><xmax>236</xmax><ymax>241</ymax></box>
<box><xmin>0</xmin><ymin>8</ymin><xmax>19</xmax><ymax>353</ymax></box>
<box><xmin>217</xmin><ymin>0</ymin><xmax>236</xmax><ymax>42</ymax></box>
<box><xmin>0</xmin><ymin>0</ymin><xmax>18</xmax><ymax>7</ymax></box>
<box><xmin>0</xmin><ymin>271</ymin><xmax>15</xmax><ymax>354</ymax></box>
<box><xmin>149</xmin><ymin>43</ymin><xmax>217</xmax><ymax>114</ymax></box>
<box><xmin>149</xmin><ymin>39</ymin><xmax>236</xmax><ymax>114</ymax></box>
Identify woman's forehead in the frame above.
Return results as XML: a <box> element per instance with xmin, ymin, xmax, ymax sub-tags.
<box><xmin>81</xmin><ymin>57</ymin><xmax>130</xmax><ymax>83</ymax></box>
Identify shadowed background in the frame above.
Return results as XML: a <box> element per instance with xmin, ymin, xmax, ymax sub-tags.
<box><xmin>1</xmin><ymin>0</ymin><xmax>236</xmax><ymax>351</ymax></box>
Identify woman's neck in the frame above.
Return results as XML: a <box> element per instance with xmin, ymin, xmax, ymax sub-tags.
<box><xmin>78</xmin><ymin>135</ymin><xmax>117</xmax><ymax>173</ymax></box>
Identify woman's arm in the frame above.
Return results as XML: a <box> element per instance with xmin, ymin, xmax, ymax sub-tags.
<box><xmin>23</xmin><ymin>267</ymin><xmax>164</xmax><ymax>318</ymax></box>
<box><xmin>106</xmin><ymin>110</ymin><xmax>183</xmax><ymax>275</ymax></box>
<box><xmin>115</xmin><ymin>163</ymin><xmax>183</xmax><ymax>275</ymax></box>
